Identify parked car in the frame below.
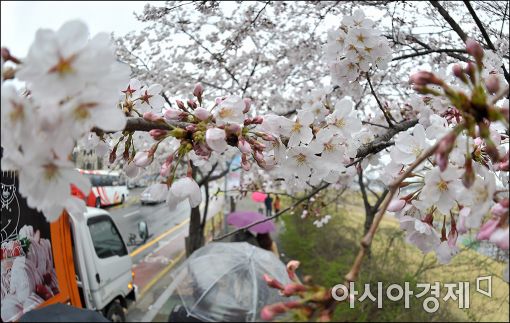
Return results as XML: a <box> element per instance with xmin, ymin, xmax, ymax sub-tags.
<box><xmin>140</xmin><ymin>187</ymin><xmax>166</xmax><ymax>205</ymax></box>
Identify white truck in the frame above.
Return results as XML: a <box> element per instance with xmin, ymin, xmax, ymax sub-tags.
<box><xmin>70</xmin><ymin>207</ymin><xmax>137</xmax><ymax>322</ymax></box>
<box><xmin>1</xmin><ymin>170</ymin><xmax>136</xmax><ymax>322</ymax></box>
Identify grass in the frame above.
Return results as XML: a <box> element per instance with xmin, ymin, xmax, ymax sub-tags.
<box><xmin>278</xmin><ymin>190</ymin><xmax>509</xmax><ymax>322</ymax></box>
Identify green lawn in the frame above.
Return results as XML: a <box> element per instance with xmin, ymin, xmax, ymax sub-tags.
<box><xmin>278</xmin><ymin>191</ymin><xmax>509</xmax><ymax>322</ymax></box>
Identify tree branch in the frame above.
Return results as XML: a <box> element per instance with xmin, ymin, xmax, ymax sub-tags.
<box><xmin>92</xmin><ymin>117</ymin><xmax>188</xmax><ymax>135</ymax></box>
<box><xmin>213</xmin><ymin>183</ymin><xmax>330</xmax><ymax>241</ymax></box>
<box><xmin>463</xmin><ymin>0</ymin><xmax>510</xmax><ymax>83</ymax></box>
<box><xmin>392</xmin><ymin>48</ymin><xmax>467</xmax><ymax>61</ymax></box>
<box><xmin>429</xmin><ymin>0</ymin><xmax>468</xmax><ymax>42</ymax></box>
<box><xmin>366</xmin><ymin>72</ymin><xmax>394</xmax><ymax>127</ymax></box>
<box><xmin>358</xmin><ymin>166</ymin><xmax>372</xmax><ymax>216</ymax></box>
<box><xmin>355</xmin><ymin>119</ymin><xmax>418</xmax><ymax>159</ymax></box>
<box><xmin>344</xmin><ymin>128</ymin><xmax>452</xmax><ymax>284</ymax></box>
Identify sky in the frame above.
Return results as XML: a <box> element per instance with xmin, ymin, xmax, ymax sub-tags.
<box><xmin>1</xmin><ymin>1</ymin><xmax>158</xmax><ymax>57</ymax></box>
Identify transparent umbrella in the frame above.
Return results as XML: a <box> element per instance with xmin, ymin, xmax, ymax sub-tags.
<box><xmin>172</xmin><ymin>242</ymin><xmax>293</xmax><ymax>322</ymax></box>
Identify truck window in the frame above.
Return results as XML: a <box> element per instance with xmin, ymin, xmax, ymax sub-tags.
<box><xmin>87</xmin><ymin>216</ymin><xmax>127</xmax><ymax>259</ymax></box>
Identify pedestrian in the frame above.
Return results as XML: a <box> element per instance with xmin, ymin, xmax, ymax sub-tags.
<box><xmin>264</xmin><ymin>194</ymin><xmax>273</xmax><ymax>217</ymax></box>
<box><xmin>273</xmin><ymin>195</ymin><xmax>281</xmax><ymax>214</ymax></box>
<box><xmin>256</xmin><ymin>233</ymin><xmax>279</xmax><ymax>258</ymax></box>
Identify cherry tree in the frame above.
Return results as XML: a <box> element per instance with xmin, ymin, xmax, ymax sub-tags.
<box><xmin>1</xmin><ymin>1</ymin><xmax>508</xmax><ymax>321</ymax></box>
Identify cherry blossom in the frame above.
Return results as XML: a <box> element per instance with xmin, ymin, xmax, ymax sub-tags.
<box><xmin>390</xmin><ymin>124</ymin><xmax>429</xmax><ymax>164</ymax></box>
<box><xmin>419</xmin><ymin>166</ymin><xmax>463</xmax><ymax>214</ymax></box>
<box><xmin>166</xmin><ymin>177</ymin><xmax>202</xmax><ymax>210</ymax></box>
<box><xmin>213</xmin><ymin>95</ymin><xmax>245</xmax><ymax>125</ymax></box>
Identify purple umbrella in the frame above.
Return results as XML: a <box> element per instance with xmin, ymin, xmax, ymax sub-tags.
<box><xmin>227</xmin><ymin>211</ymin><xmax>275</xmax><ymax>234</ymax></box>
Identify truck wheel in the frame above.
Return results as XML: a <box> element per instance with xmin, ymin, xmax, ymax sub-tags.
<box><xmin>95</xmin><ymin>197</ymin><xmax>101</xmax><ymax>208</ymax></box>
<box><xmin>106</xmin><ymin>300</ymin><xmax>125</xmax><ymax>322</ymax></box>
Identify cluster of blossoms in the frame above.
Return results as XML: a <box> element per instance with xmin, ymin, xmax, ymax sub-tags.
<box><xmin>325</xmin><ymin>9</ymin><xmax>392</xmax><ymax>96</ymax></box>
<box><xmin>1</xmin><ymin>21</ymin><xmax>130</xmax><ymax>221</ymax></box>
<box><xmin>0</xmin><ymin>18</ymin><xmax>372</xmax><ymax>223</ymax></box>
<box><xmin>385</xmin><ymin>40</ymin><xmax>508</xmax><ymax>273</ymax></box>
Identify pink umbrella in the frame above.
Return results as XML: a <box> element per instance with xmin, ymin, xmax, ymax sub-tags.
<box><xmin>251</xmin><ymin>191</ymin><xmax>267</xmax><ymax>203</ymax></box>
<box><xmin>227</xmin><ymin>211</ymin><xmax>275</xmax><ymax>234</ymax></box>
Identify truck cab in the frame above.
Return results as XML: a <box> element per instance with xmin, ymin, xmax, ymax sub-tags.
<box><xmin>1</xmin><ymin>170</ymin><xmax>135</xmax><ymax>322</ymax></box>
<box><xmin>70</xmin><ymin>207</ymin><xmax>136</xmax><ymax>322</ymax></box>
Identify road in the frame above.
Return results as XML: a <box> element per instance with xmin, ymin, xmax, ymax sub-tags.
<box><xmin>101</xmin><ymin>185</ymin><xmax>224</xmax><ymax>321</ymax></box>
<box><xmin>106</xmin><ymin>187</ymin><xmax>190</xmax><ymax>261</ymax></box>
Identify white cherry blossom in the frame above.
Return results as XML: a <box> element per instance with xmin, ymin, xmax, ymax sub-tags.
<box><xmin>166</xmin><ymin>177</ymin><xmax>202</xmax><ymax>210</ymax></box>
<box><xmin>419</xmin><ymin>166</ymin><xmax>463</xmax><ymax>214</ymax></box>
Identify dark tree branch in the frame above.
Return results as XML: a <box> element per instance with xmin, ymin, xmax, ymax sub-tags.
<box><xmin>463</xmin><ymin>0</ymin><xmax>510</xmax><ymax>83</ymax></box>
<box><xmin>214</xmin><ymin>117</ymin><xmax>419</xmax><ymax>240</ymax></box>
<box><xmin>358</xmin><ymin>166</ymin><xmax>372</xmax><ymax>216</ymax></box>
<box><xmin>362</xmin><ymin>121</ymin><xmax>389</xmax><ymax>129</ymax></box>
<box><xmin>366</xmin><ymin>72</ymin><xmax>394</xmax><ymax>127</ymax></box>
<box><xmin>214</xmin><ymin>183</ymin><xmax>330</xmax><ymax>241</ymax></box>
<box><xmin>429</xmin><ymin>0</ymin><xmax>468</xmax><ymax>42</ymax></box>
<box><xmin>392</xmin><ymin>48</ymin><xmax>467</xmax><ymax>61</ymax></box>
<box><xmin>373</xmin><ymin>189</ymin><xmax>389</xmax><ymax>213</ymax></box>
<box><xmin>161</xmin><ymin>92</ymin><xmax>173</xmax><ymax>108</ymax></box>
<box><xmin>355</xmin><ymin>119</ymin><xmax>418</xmax><ymax>159</ymax></box>
<box><xmin>92</xmin><ymin>117</ymin><xmax>188</xmax><ymax>135</ymax></box>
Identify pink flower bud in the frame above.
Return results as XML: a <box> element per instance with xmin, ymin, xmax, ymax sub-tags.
<box><xmin>282</xmin><ymin>283</ymin><xmax>307</xmax><ymax>296</ymax></box>
<box><xmin>253</xmin><ymin>151</ymin><xmax>265</xmax><ymax>167</ymax></box>
<box><xmin>193</xmin><ymin>83</ymin><xmax>203</xmax><ymax>98</ymax></box>
<box><xmin>149</xmin><ymin>129</ymin><xmax>168</xmax><ymax>141</ymax></box>
<box><xmin>133</xmin><ymin>151</ymin><xmax>153</xmax><ymax>167</ymax></box>
<box><xmin>260</xmin><ymin>303</ymin><xmax>285</xmax><ymax>321</ymax></box>
<box><xmin>465</xmin><ymin>61</ymin><xmax>477</xmax><ymax>80</ymax></box>
<box><xmin>176</xmin><ymin>99</ymin><xmax>186</xmax><ymax>111</ymax></box>
<box><xmin>485</xmin><ymin>74</ymin><xmax>500</xmax><ymax>94</ymax></box>
<box><xmin>409</xmin><ymin>71</ymin><xmax>443</xmax><ymax>86</ymax></box>
<box><xmin>477</xmin><ymin>218</ymin><xmax>499</xmax><ymax>241</ymax></box>
<box><xmin>286</xmin><ymin>260</ymin><xmax>300</xmax><ymax>282</ymax></box>
<box><xmin>466</xmin><ymin>38</ymin><xmax>484</xmax><ymax>63</ymax></box>
<box><xmin>241</xmin><ymin>154</ymin><xmax>251</xmax><ymax>171</ymax></box>
<box><xmin>253</xmin><ymin>141</ymin><xmax>266</xmax><ymax>150</ymax></box>
<box><xmin>187</xmin><ymin>99</ymin><xmax>197</xmax><ymax>110</ymax></box>
<box><xmin>252</xmin><ymin>116</ymin><xmax>264</xmax><ymax>124</ymax></box>
<box><xmin>452</xmin><ymin>64</ymin><xmax>468</xmax><ymax>83</ymax></box>
<box><xmin>215</xmin><ymin>97</ymin><xmax>226</xmax><ymax>105</ymax></box>
<box><xmin>387</xmin><ymin>199</ymin><xmax>406</xmax><ymax>212</ymax></box>
<box><xmin>435</xmin><ymin>132</ymin><xmax>457</xmax><ymax>171</ymax></box>
<box><xmin>186</xmin><ymin>124</ymin><xmax>197</xmax><ymax>132</ymax></box>
<box><xmin>243</xmin><ymin>98</ymin><xmax>251</xmax><ymax>113</ymax></box>
<box><xmin>205</xmin><ymin>128</ymin><xmax>228</xmax><ymax>152</ymax></box>
<box><xmin>261</xmin><ymin>133</ymin><xmax>275</xmax><ymax>142</ymax></box>
<box><xmin>164</xmin><ymin>108</ymin><xmax>185</xmax><ymax>120</ymax></box>
<box><xmin>461</xmin><ymin>158</ymin><xmax>475</xmax><ymax>188</ymax></box>
<box><xmin>143</xmin><ymin>111</ymin><xmax>163</xmax><ymax>122</ymax></box>
<box><xmin>194</xmin><ymin>107</ymin><xmax>210</xmax><ymax>121</ymax></box>
<box><xmin>238</xmin><ymin>139</ymin><xmax>252</xmax><ymax>154</ymax></box>
<box><xmin>194</xmin><ymin>142</ymin><xmax>212</xmax><ymax>157</ymax></box>
<box><xmin>263</xmin><ymin>274</ymin><xmax>285</xmax><ymax>290</ymax></box>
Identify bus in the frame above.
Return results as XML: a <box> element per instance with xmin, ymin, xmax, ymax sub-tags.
<box><xmin>71</xmin><ymin>169</ymin><xmax>130</xmax><ymax>208</ymax></box>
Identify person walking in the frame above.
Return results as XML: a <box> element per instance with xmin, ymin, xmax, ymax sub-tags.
<box><xmin>273</xmin><ymin>195</ymin><xmax>281</xmax><ymax>214</ymax></box>
<box><xmin>264</xmin><ymin>194</ymin><xmax>273</xmax><ymax>217</ymax></box>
